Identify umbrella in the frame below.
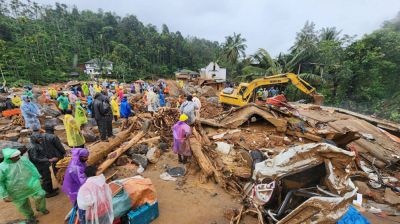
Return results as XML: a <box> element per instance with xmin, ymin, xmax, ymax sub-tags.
<box><xmin>65</xmin><ymin>80</ymin><xmax>80</xmax><ymax>87</ymax></box>
<box><xmin>157</xmin><ymin>79</ymin><xmax>166</xmax><ymax>83</ymax></box>
<box><xmin>135</xmin><ymin>79</ymin><xmax>145</xmax><ymax>83</ymax></box>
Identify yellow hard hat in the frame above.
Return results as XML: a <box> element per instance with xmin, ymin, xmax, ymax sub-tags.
<box><xmin>179</xmin><ymin>114</ymin><xmax>188</xmax><ymax>122</ymax></box>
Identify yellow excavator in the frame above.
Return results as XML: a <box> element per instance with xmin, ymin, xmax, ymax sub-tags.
<box><xmin>219</xmin><ymin>73</ymin><xmax>324</xmax><ymax>107</ymax></box>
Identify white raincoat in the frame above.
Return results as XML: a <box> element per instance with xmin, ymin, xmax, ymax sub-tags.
<box><xmin>77</xmin><ymin>174</ymin><xmax>113</xmax><ymax>224</ymax></box>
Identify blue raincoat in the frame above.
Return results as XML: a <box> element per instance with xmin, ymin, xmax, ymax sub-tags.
<box><xmin>21</xmin><ymin>97</ymin><xmax>41</xmax><ymax>130</ymax></box>
<box><xmin>119</xmin><ymin>98</ymin><xmax>132</xmax><ymax>118</ymax></box>
<box><xmin>159</xmin><ymin>92</ymin><xmax>166</xmax><ymax>107</ymax></box>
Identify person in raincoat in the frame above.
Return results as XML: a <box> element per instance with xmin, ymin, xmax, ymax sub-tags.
<box><xmin>75</xmin><ymin>101</ymin><xmax>88</xmax><ymax>126</ymax></box>
<box><xmin>82</xmin><ymin>83</ymin><xmax>89</xmax><ymax>97</ymax></box>
<box><xmin>57</xmin><ymin>92</ymin><xmax>69</xmax><ymax>114</ymax></box>
<box><xmin>159</xmin><ymin>90</ymin><xmax>166</xmax><ymax>107</ymax></box>
<box><xmin>48</xmin><ymin>87</ymin><xmax>58</xmax><ymax>99</ymax></box>
<box><xmin>146</xmin><ymin>89</ymin><xmax>156</xmax><ymax>113</ymax></box>
<box><xmin>172</xmin><ymin>114</ymin><xmax>192</xmax><ymax>163</ymax></box>
<box><xmin>11</xmin><ymin>94</ymin><xmax>22</xmax><ymax>107</ymax></box>
<box><xmin>179</xmin><ymin>95</ymin><xmax>198</xmax><ymax>125</ymax></box>
<box><xmin>23</xmin><ymin>88</ymin><xmax>33</xmax><ymax>99</ymax></box>
<box><xmin>21</xmin><ymin>96</ymin><xmax>41</xmax><ymax>130</ymax></box>
<box><xmin>77</xmin><ymin>166</ymin><xmax>114</xmax><ymax>224</ymax></box>
<box><xmin>62</xmin><ymin>148</ymin><xmax>89</xmax><ymax>204</ymax></box>
<box><xmin>192</xmin><ymin>93</ymin><xmax>202</xmax><ymax>120</ymax></box>
<box><xmin>130</xmin><ymin>83</ymin><xmax>136</xmax><ymax>94</ymax></box>
<box><xmin>68</xmin><ymin>91</ymin><xmax>78</xmax><ymax>108</ymax></box>
<box><xmin>89</xmin><ymin>84</ymin><xmax>95</xmax><ymax>96</ymax></box>
<box><xmin>120</xmin><ymin>96</ymin><xmax>132</xmax><ymax>129</ymax></box>
<box><xmin>110</xmin><ymin>96</ymin><xmax>120</xmax><ymax>121</ymax></box>
<box><xmin>0</xmin><ymin>148</ymin><xmax>49</xmax><ymax>223</ymax></box>
<box><xmin>62</xmin><ymin>148</ymin><xmax>89</xmax><ymax>223</ymax></box>
<box><xmin>118</xmin><ymin>87</ymin><xmax>124</xmax><ymax>101</ymax></box>
<box><xmin>28</xmin><ymin>133</ymin><xmax>59</xmax><ymax>197</ymax></box>
<box><xmin>63</xmin><ymin>109</ymin><xmax>86</xmax><ymax>148</ymax></box>
<box><xmin>87</xmin><ymin>95</ymin><xmax>93</xmax><ymax>116</ymax></box>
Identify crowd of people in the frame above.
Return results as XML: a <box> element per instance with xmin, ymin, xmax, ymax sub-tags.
<box><xmin>0</xmin><ymin>78</ymin><xmax>202</xmax><ymax>223</ymax></box>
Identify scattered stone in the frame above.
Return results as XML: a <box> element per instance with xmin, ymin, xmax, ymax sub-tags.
<box><xmin>130</xmin><ymin>154</ymin><xmax>148</xmax><ymax>168</ymax></box>
<box><xmin>82</xmin><ymin>129</ymin><xmax>97</xmax><ymax>142</ymax></box>
<box><xmin>54</xmin><ymin>125</ymin><xmax>65</xmax><ymax>131</ymax></box>
<box><xmin>115</xmin><ymin>155</ymin><xmax>129</xmax><ymax>166</ymax></box>
<box><xmin>146</xmin><ymin>147</ymin><xmax>161</xmax><ymax>163</ymax></box>
<box><xmin>159</xmin><ymin>142</ymin><xmax>169</xmax><ymax>152</ymax></box>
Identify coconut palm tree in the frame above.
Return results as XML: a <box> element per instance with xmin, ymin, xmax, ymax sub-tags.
<box><xmin>222</xmin><ymin>33</ymin><xmax>247</xmax><ymax>65</ymax></box>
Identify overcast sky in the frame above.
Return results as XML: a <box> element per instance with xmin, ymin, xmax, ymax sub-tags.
<box><xmin>35</xmin><ymin>0</ymin><xmax>400</xmax><ymax>56</ymax></box>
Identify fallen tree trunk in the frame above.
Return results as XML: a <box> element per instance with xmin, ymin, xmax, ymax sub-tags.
<box><xmin>190</xmin><ymin>128</ymin><xmax>214</xmax><ymax>177</ymax></box>
<box><xmin>96</xmin><ymin>120</ymin><xmax>150</xmax><ymax>174</ymax></box>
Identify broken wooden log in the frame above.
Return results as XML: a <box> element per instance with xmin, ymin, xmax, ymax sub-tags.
<box><xmin>189</xmin><ymin>128</ymin><xmax>214</xmax><ymax>177</ymax></box>
<box><xmin>97</xmin><ymin>120</ymin><xmax>150</xmax><ymax>174</ymax></box>
<box><xmin>286</xmin><ymin>130</ymin><xmax>322</xmax><ymax>142</ymax></box>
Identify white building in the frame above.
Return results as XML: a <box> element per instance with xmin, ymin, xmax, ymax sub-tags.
<box><xmin>84</xmin><ymin>59</ymin><xmax>113</xmax><ymax>78</ymax></box>
<box><xmin>199</xmin><ymin>62</ymin><xmax>226</xmax><ymax>82</ymax></box>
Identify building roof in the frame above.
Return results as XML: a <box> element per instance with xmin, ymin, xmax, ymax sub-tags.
<box><xmin>85</xmin><ymin>59</ymin><xmax>113</xmax><ymax>64</ymax></box>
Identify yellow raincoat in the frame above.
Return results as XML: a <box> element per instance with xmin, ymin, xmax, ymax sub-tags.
<box><xmin>63</xmin><ymin>114</ymin><xmax>85</xmax><ymax>147</ymax></box>
<box><xmin>11</xmin><ymin>96</ymin><xmax>22</xmax><ymax>107</ymax></box>
<box><xmin>110</xmin><ymin>97</ymin><xmax>120</xmax><ymax>119</ymax></box>
<box><xmin>74</xmin><ymin>101</ymin><xmax>88</xmax><ymax>126</ymax></box>
<box><xmin>48</xmin><ymin>88</ymin><xmax>57</xmax><ymax>99</ymax></box>
<box><xmin>94</xmin><ymin>84</ymin><xmax>102</xmax><ymax>93</ymax></box>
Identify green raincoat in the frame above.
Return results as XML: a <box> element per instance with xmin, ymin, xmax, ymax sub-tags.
<box><xmin>75</xmin><ymin>101</ymin><xmax>88</xmax><ymax>126</ymax></box>
<box><xmin>0</xmin><ymin>148</ymin><xmax>46</xmax><ymax>218</ymax></box>
<box><xmin>57</xmin><ymin>95</ymin><xmax>69</xmax><ymax>110</ymax></box>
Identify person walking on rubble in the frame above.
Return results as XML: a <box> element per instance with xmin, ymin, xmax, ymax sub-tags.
<box><xmin>172</xmin><ymin>114</ymin><xmax>192</xmax><ymax>164</ymax></box>
<box><xmin>192</xmin><ymin>93</ymin><xmax>201</xmax><ymax>120</ymax></box>
<box><xmin>75</xmin><ymin>100</ymin><xmax>88</xmax><ymax>126</ymax></box>
<box><xmin>64</xmin><ymin>109</ymin><xmax>86</xmax><ymax>148</ymax></box>
<box><xmin>0</xmin><ymin>148</ymin><xmax>49</xmax><ymax>223</ymax></box>
<box><xmin>120</xmin><ymin>96</ymin><xmax>132</xmax><ymax>129</ymax></box>
<box><xmin>179</xmin><ymin>95</ymin><xmax>198</xmax><ymax>125</ymax></box>
<box><xmin>110</xmin><ymin>96</ymin><xmax>120</xmax><ymax>122</ymax></box>
<box><xmin>57</xmin><ymin>92</ymin><xmax>69</xmax><ymax>114</ymax></box>
<box><xmin>93</xmin><ymin>93</ymin><xmax>113</xmax><ymax>141</ymax></box>
<box><xmin>42</xmin><ymin>124</ymin><xmax>66</xmax><ymax>175</ymax></box>
<box><xmin>28</xmin><ymin>133</ymin><xmax>59</xmax><ymax>198</ymax></box>
<box><xmin>62</xmin><ymin>148</ymin><xmax>89</xmax><ymax>224</ymax></box>
<box><xmin>21</xmin><ymin>96</ymin><xmax>42</xmax><ymax>130</ymax></box>
<box><xmin>77</xmin><ymin>166</ymin><xmax>114</xmax><ymax>224</ymax></box>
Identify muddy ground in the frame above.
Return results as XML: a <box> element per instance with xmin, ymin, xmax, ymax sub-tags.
<box><xmin>0</xmin><ymin>150</ymin><xmax>258</xmax><ymax>224</ymax></box>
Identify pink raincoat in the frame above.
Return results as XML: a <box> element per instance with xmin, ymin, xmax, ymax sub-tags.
<box><xmin>77</xmin><ymin>174</ymin><xmax>113</xmax><ymax>224</ymax></box>
<box><xmin>172</xmin><ymin>121</ymin><xmax>192</xmax><ymax>156</ymax></box>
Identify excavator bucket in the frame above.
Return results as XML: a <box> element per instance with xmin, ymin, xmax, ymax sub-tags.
<box><xmin>312</xmin><ymin>93</ymin><xmax>324</xmax><ymax>105</ymax></box>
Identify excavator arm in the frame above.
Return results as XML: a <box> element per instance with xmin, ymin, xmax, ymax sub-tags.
<box><xmin>241</xmin><ymin>73</ymin><xmax>323</xmax><ymax>104</ymax></box>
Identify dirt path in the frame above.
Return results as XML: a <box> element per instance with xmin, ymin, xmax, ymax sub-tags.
<box><xmin>0</xmin><ymin>151</ymin><xmax>253</xmax><ymax>224</ymax></box>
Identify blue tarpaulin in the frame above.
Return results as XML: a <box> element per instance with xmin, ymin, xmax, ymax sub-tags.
<box><xmin>337</xmin><ymin>206</ymin><xmax>370</xmax><ymax>224</ymax></box>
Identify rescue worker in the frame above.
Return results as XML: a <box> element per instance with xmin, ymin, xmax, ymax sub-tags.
<box><xmin>172</xmin><ymin>114</ymin><xmax>192</xmax><ymax>164</ymax></box>
<box><xmin>62</xmin><ymin>148</ymin><xmax>89</xmax><ymax>204</ymax></box>
<box><xmin>75</xmin><ymin>101</ymin><xmax>88</xmax><ymax>126</ymax></box>
<box><xmin>42</xmin><ymin>124</ymin><xmax>66</xmax><ymax>175</ymax></box>
<box><xmin>82</xmin><ymin>83</ymin><xmax>90</xmax><ymax>97</ymax></box>
<box><xmin>11</xmin><ymin>94</ymin><xmax>22</xmax><ymax>107</ymax></box>
<box><xmin>110</xmin><ymin>96</ymin><xmax>120</xmax><ymax>122</ymax></box>
<box><xmin>93</xmin><ymin>93</ymin><xmax>113</xmax><ymax>141</ymax></box>
<box><xmin>48</xmin><ymin>87</ymin><xmax>58</xmax><ymax>99</ymax></box>
<box><xmin>120</xmin><ymin>96</ymin><xmax>132</xmax><ymax>129</ymax></box>
<box><xmin>63</xmin><ymin>109</ymin><xmax>85</xmax><ymax>148</ymax></box>
<box><xmin>21</xmin><ymin>96</ymin><xmax>41</xmax><ymax>130</ymax></box>
<box><xmin>57</xmin><ymin>92</ymin><xmax>69</xmax><ymax>114</ymax></box>
<box><xmin>192</xmin><ymin>93</ymin><xmax>201</xmax><ymax>120</ymax></box>
<box><xmin>179</xmin><ymin>95</ymin><xmax>198</xmax><ymax>125</ymax></box>
<box><xmin>159</xmin><ymin>90</ymin><xmax>166</xmax><ymax>107</ymax></box>
<box><xmin>146</xmin><ymin>89</ymin><xmax>156</xmax><ymax>114</ymax></box>
<box><xmin>28</xmin><ymin>133</ymin><xmax>59</xmax><ymax>197</ymax></box>
<box><xmin>77</xmin><ymin>166</ymin><xmax>114</xmax><ymax>224</ymax></box>
<box><xmin>0</xmin><ymin>148</ymin><xmax>49</xmax><ymax>223</ymax></box>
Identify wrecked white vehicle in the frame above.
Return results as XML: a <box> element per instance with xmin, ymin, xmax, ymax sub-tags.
<box><xmin>248</xmin><ymin>143</ymin><xmax>357</xmax><ymax>224</ymax></box>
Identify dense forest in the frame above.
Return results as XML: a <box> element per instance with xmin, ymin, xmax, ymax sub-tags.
<box><xmin>0</xmin><ymin>0</ymin><xmax>220</xmax><ymax>83</ymax></box>
<box><xmin>0</xmin><ymin>0</ymin><xmax>399</xmax><ymax>121</ymax></box>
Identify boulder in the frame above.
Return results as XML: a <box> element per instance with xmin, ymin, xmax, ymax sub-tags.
<box><xmin>130</xmin><ymin>154</ymin><xmax>148</xmax><ymax>168</ymax></box>
<box><xmin>115</xmin><ymin>155</ymin><xmax>129</xmax><ymax>166</ymax></box>
<box><xmin>146</xmin><ymin>147</ymin><xmax>161</xmax><ymax>163</ymax></box>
